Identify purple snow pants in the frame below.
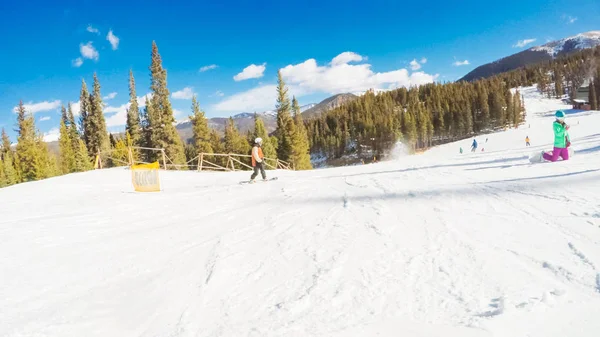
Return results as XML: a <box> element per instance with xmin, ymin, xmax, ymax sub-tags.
<box><xmin>543</xmin><ymin>147</ymin><xmax>569</xmax><ymax>162</ymax></box>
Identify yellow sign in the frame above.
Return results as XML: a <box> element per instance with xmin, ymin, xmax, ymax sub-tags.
<box><xmin>131</xmin><ymin>162</ymin><xmax>161</xmax><ymax>192</ymax></box>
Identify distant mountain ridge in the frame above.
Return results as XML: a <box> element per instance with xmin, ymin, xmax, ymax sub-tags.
<box><xmin>460</xmin><ymin>31</ymin><xmax>600</xmax><ymax>82</ymax></box>
<box><xmin>302</xmin><ymin>93</ymin><xmax>358</xmax><ymax>119</ymax></box>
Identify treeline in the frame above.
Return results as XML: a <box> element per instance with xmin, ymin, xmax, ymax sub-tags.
<box><xmin>0</xmin><ymin>42</ymin><xmax>312</xmax><ymax>188</ymax></box>
<box><xmin>306</xmin><ymin>45</ymin><xmax>600</xmax><ymax>161</ymax></box>
<box><xmin>306</xmin><ymin>78</ymin><xmax>524</xmax><ymax>159</ymax></box>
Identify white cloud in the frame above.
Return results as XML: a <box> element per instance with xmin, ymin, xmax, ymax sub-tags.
<box><xmin>43</xmin><ymin>128</ymin><xmax>60</xmax><ymax>142</ymax></box>
<box><xmin>567</xmin><ymin>16</ymin><xmax>577</xmax><ymax>24</ymax></box>
<box><xmin>70</xmin><ymin>101</ymin><xmax>81</xmax><ymax>116</ymax></box>
<box><xmin>72</xmin><ymin>57</ymin><xmax>83</xmax><ymax>67</ymax></box>
<box><xmin>279</xmin><ymin>52</ymin><xmax>437</xmax><ymax>95</ymax></box>
<box><xmin>213</xmin><ymin>85</ymin><xmax>277</xmax><ymax>113</ymax></box>
<box><xmin>420</xmin><ymin>58</ymin><xmax>427</xmax><ymax>64</ymax></box>
<box><xmin>173</xmin><ymin>109</ymin><xmax>184</xmax><ymax>117</ymax></box>
<box><xmin>39</xmin><ymin>116</ymin><xmax>51</xmax><ymax>122</ymax></box>
<box><xmin>103</xmin><ymin>92</ymin><xmax>117</xmax><ymax>100</ymax></box>
<box><xmin>331</xmin><ymin>51</ymin><xmax>363</xmax><ymax>66</ymax></box>
<box><xmin>513</xmin><ymin>38</ymin><xmax>537</xmax><ymax>48</ymax></box>
<box><xmin>172</xmin><ymin>87</ymin><xmax>195</xmax><ymax>100</ymax></box>
<box><xmin>13</xmin><ymin>100</ymin><xmax>62</xmax><ymax>114</ymax></box>
<box><xmin>453</xmin><ymin>60</ymin><xmax>470</xmax><ymax>66</ymax></box>
<box><xmin>200</xmin><ymin>64</ymin><xmax>218</xmax><ymax>72</ymax></box>
<box><xmin>410</xmin><ymin>59</ymin><xmax>421</xmax><ymax>70</ymax></box>
<box><xmin>86</xmin><ymin>25</ymin><xmax>100</xmax><ymax>34</ymax></box>
<box><xmin>214</xmin><ymin>51</ymin><xmax>439</xmax><ymax>113</ymax></box>
<box><xmin>107</xmin><ymin>30</ymin><xmax>119</xmax><ymax>50</ymax></box>
<box><xmin>212</xmin><ymin>90</ymin><xmax>225</xmax><ymax>97</ymax></box>
<box><xmin>103</xmin><ymin>94</ymin><xmax>152</xmax><ymax>127</ymax></box>
<box><xmin>234</xmin><ymin>63</ymin><xmax>266</xmax><ymax>81</ymax></box>
<box><xmin>80</xmin><ymin>42</ymin><xmax>99</xmax><ymax>61</ymax></box>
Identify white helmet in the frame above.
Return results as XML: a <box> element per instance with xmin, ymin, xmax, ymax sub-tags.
<box><xmin>255</xmin><ymin>137</ymin><xmax>263</xmax><ymax>144</ymax></box>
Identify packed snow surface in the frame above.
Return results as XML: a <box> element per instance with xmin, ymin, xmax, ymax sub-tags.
<box><xmin>2</xmin><ymin>86</ymin><xmax>600</xmax><ymax>336</ymax></box>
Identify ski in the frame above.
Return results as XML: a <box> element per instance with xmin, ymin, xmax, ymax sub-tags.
<box><xmin>239</xmin><ymin>177</ymin><xmax>278</xmax><ymax>184</ymax></box>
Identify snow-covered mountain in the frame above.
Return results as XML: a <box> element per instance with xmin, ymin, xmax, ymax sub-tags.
<box><xmin>461</xmin><ymin>31</ymin><xmax>600</xmax><ymax>82</ymax></box>
<box><xmin>300</xmin><ymin>103</ymin><xmax>317</xmax><ymax>112</ymax></box>
<box><xmin>532</xmin><ymin>31</ymin><xmax>600</xmax><ymax>56</ymax></box>
<box><xmin>3</xmin><ymin>86</ymin><xmax>600</xmax><ymax>336</ymax></box>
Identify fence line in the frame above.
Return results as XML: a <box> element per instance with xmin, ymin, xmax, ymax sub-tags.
<box><xmin>94</xmin><ymin>147</ymin><xmax>294</xmax><ymax>172</ymax></box>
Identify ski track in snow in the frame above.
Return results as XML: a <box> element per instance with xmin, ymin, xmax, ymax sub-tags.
<box><xmin>2</xmin><ymin>86</ymin><xmax>600</xmax><ymax>336</ymax></box>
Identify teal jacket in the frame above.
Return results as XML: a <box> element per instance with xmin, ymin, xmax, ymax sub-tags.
<box><xmin>553</xmin><ymin>121</ymin><xmax>569</xmax><ymax>148</ymax></box>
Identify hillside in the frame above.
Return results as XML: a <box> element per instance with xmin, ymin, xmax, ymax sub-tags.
<box><xmin>460</xmin><ymin>31</ymin><xmax>600</xmax><ymax>82</ymax></box>
<box><xmin>302</xmin><ymin>93</ymin><xmax>358</xmax><ymax>119</ymax></box>
<box><xmin>2</xmin><ymin>87</ymin><xmax>600</xmax><ymax>336</ymax></box>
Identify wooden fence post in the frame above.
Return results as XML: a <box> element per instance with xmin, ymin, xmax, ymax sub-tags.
<box><xmin>161</xmin><ymin>149</ymin><xmax>167</xmax><ymax>170</ymax></box>
<box><xmin>127</xmin><ymin>147</ymin><xmax>133</xmax><ymax>166</ymax></box>
<box><xmin>198</xmin><ymin>153</ymin><xmax>204</xmax><ymax>171</ymax></box>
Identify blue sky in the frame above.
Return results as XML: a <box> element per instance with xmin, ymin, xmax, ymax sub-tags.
<box><xmin>0</xmin><ymin>0</ymin><xmax>598</xmax><ymax>141</ymax></box>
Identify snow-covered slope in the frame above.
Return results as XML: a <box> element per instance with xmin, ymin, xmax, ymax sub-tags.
<box><xmin>2</xmin><ymin>86</ymin><xmax>600</xmax><ymax>337</ymax></box>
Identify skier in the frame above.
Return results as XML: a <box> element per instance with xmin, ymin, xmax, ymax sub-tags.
<box><xmin>471</xmin><ymin>139</ymin><xmax>478</xmax><ymax>152</ymax></box>
<box><xmin>460</xmin><ymin>147</ymin><xmax>463</xmax><ymax>154</ymax></box>
<box><xmin>525</xmin><ymin>136</ymin><xmax>530</xmax><ymax>146</ymax></box>
<box><xmin>250</xmin><ymin>137</ymin><xmax>267</xmax><ymax>183</ymax></box>
<box><xmin>542</xmin><ymin>110</ymin><xmax>570</xmax><ymax>162</ymax></box>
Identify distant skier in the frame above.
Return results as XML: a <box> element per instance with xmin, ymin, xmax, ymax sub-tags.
<box><xmin>250</xmin><ymin>137</ymin><xmax>267</xmax><ymax>183</ymax></box>
<box><xmin>471</xmin><ymin>139</ymin><xmax>478</xmax><ymax>152</ymax></box>
<box><xmin>542</xmin><ymin>110</ymin><xmax>570</xmax><ymax>162</ymax></box>
<box><xmin>525</xmin><ymin>136</ymin><xmax>530</xmax><ymax>146</ymax></box>
<box><xmin>460</xmin><ymin>147</ymin><xmax>463</xmax><ymax>154</ymax></box>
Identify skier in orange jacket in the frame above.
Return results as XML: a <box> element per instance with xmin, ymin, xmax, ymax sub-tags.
<box><xmin>250</xmin><ymin>138</ymin><xmax>267</xmax><ymax>183</ymax></box>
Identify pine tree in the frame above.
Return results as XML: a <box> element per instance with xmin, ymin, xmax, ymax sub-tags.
<box><xmin>15</xmin><ymin>101</ymin><xmax>44</xmax><ymax>182</ymax></box>
<box><xmin>589</xmin><ymin>80</ymin><xmax>598</xmax><ymax>110</ymax></box>
<box><xmin>190</xmin><ymin>95</ymin><xmax>213</xmax><ymax>155</ymax></box>
<box><xmin>1</xmin><ymin>128</ymin><xmax>11</xmax><ymax>158</ymax></box>
<box><xmin>252</xmin><ymin>113</ymin><xmax>277</xmax><ymax>161</ymax></box>
<box><xmin>37</xmin><ymin>137</ymin><xmax>57</xmax><ymax>179</ymax></box>
<box><xmin>223</xmin><ymin>117</ymin><xmax>249</xmax><ymax>155</ymax></box>
<box><xmin>149</xmin><ymin>41</ymin><xmax>186</xmax><ymax>167</ymax></box>
<box><xmin>126</xmin><ymin>70</ymin><xmax>142</xmax><ymax>146</ymax></box>
<box><xmin>75</xmin><ymin>140</ymin><xmax>92</xmax><ymax>171</ymax></box>
<box><xmin>67</xmin><ymin>103</ymin><xmax>91</xmax><ymax>171</ymax></box>
<box><xmin>289</xmin><ymin>97</ymin><xmax>312</xmax><ymax>170</ymax></box>
<box><xmin>2</xmin><ymin>151</ymin><xmax>18</xmax><ymax>186</ymax></box>
<box><xmin>112</xmin><ymin>139</ymin><xmax>129</xmax><ymax>165</ymax></box>
<box><xmin>140</xmin><ymin>96</ymin><xmax>156</xmax><ymax>162</ymax></box>
<box><xmin>86</xmin><ymin>73</ymin><xmax>110</xmax><ymax>156</ymax></box>
<box><xmin>58</xmin><ymin>106</ymin><xmax>75</xmax><ymax>173</ymax></box>
<box><xmin>0</xmin><ymin>158</ymin><xmax>6</xmax><ymax>187</ymax></box>
<box><xmin>208</xmin><ymin>129</ymin><xmax>225</xmax><ymax>167</ymax></box>
<box><xmin>402</xmin><ymin>110</ymin><xmax>417</xmax><ymax>151</ymax></box>
<box><xmin>554</xmin><ymin>65</ymin><xmax>564</xmax><ymax>98</ymax></box>
<box><xmin>79</xmin><ymin>79</ymin><xmax>91</xmax><ymax>147</ymax></box>
<box><xmin>274</xmin><ymin>70</ymin><xmax>294</xmax><ymax>161</ymax></box>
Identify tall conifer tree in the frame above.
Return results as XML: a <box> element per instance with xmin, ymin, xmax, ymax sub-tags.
<box><xmin>148</xmin><ymin>41</ymin><xmax>186</xmax><ymax>166</ymax></box>
<box><xmin>58</xmin><ymin>105</ymin><xmax>75</xmax><ymax>173</ymax></box>
<box><xmin>126</xmin><ymin>70</ymin><xmax>142</xmax><ymax>146</ymax></box>
<box><xmin>274</xmin><ymin>70</ymin><xmax>294</xmax><ymax>161</ymax></box>
<box><xmin>86</xmin><ymin>73</ymin><xmax>110</xmax><ymax>156</ymax></box>
<box><xmin>190</xmin><ymin>95</ymin><xmax>213</xmax><ymax>155</ymax></box>
<box><xmin>290</xmin><ymin>97</ymin><xmax>312</xmax><ymax>170</ymax></box>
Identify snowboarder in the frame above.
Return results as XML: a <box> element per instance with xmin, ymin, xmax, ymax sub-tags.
<box><xmin>525</xmin><ymin>136</ymin><xmax>530</xmax><ymax>146</ymax></box>
<box><xmin>250</xmin><ymin>138</ymin><xmax>267</xmax><ymax>183</ymax></box>
<box><xmin>471</xmin><ymin>139</ymin><xmax>478</xmax><ymax>152</ymax></box>
<box><xmin>542</xmin><ymin>110</ymin><xmax>570</xmax><ymax>162</ymax></box>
